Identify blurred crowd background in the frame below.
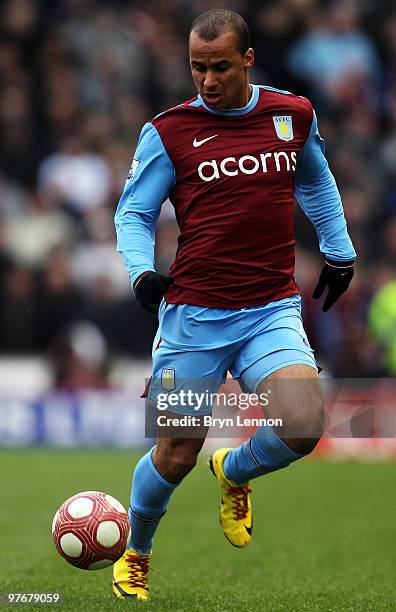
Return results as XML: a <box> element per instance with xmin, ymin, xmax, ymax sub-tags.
<box><xmin>1</xmin><ymin>0</ymin><xmax>396</xmax><ymax>390</ymax></box>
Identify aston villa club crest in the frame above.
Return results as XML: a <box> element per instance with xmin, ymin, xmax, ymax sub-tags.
<box><xmin>273</xmin><ymin>116</ymin><xmax>294</xmax><ymax>141</ymax></box>
<box><xmin>161</xmin><ymin>368</ymin><xmax>176</xmax><ymax>391</ymax></box>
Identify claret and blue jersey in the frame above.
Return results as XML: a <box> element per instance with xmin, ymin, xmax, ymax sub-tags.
<box><xmin>115</xmin><ymin>83</ymin><xmax>356</xmax><ymax>309</ymax></box>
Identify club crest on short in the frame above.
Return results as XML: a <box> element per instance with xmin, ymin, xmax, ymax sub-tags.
<box><xmin>161</xmin><ymin>368</ymin><xmax>176</xmax><ymax>391</ymax></box>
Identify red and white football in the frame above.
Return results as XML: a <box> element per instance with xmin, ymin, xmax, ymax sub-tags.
<box><xmin>52</xmin><ymin>491</ymin><xmax>131</xmax><ymax>570</ymax></box>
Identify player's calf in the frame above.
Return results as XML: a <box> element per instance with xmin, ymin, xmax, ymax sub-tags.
<box><xmin>221</xmin><ymin>366</ymin><xmax>324</xmax><ymax>486</ymax></box>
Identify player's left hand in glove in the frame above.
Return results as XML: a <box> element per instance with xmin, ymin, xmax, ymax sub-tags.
<box><xmin>133</xmin><ymin>271</ymin><xmax>174</xmax><ymax>314</ymax></box>
<box><xmin>312</xmin><ymin>259</ymin><xmax>355</xmax><ymax>312</ymax></box>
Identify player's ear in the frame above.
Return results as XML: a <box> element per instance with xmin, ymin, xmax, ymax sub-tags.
<box><xmin>244</xmin><ymin>48</ymin><xmax>254</xmax><ymax>69</ymax></box>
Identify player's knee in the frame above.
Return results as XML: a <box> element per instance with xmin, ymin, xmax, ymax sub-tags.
<box><xmin>156</xmin><ymin>443</ymin><xmax>198</xmax><ymax>479</ymax></box>
<box><xmin>170</xmin><ymin>447</ymin><xmax>198</xmax><ymax>474</ymax></box>
<box><xmin>310</xmin><ymin>388</ymin><xmax>325</xmax><ymax>436</ymax></box>
<box><xmin>294</xmin><ymin>386</ymin><xmax>324</xmax><ymax>434</ymax></box>
<box><xmin>281</xmin><ymin>389</ymin><xmax>324</xmax><ymax>455</ymax></box>
<box><xmin>283</xmin><ymin>435</ymin><xmax>321</xmax><ymax>455</ymax></box>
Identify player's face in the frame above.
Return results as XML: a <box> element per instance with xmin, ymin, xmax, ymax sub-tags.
<box><xmin>189</xmin><ymin>30</ymin><xmax>254</xmax><ymax>110</ymax></box>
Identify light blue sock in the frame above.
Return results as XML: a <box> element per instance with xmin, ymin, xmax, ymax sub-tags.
<box><xmin>129</xmin><ymin>446</ymin><xmax>179</xmax><ymax>554</ymax></box>
<box><xmin>223</xmin><ymin>426</ymin><xmax>303</xmax><ymax>483</ymax></box>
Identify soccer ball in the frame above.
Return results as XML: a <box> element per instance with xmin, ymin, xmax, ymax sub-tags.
<box><xmin>52</xmin><ymin>491</ymin><xmax>131</xmax><ymax>570</ymax></box>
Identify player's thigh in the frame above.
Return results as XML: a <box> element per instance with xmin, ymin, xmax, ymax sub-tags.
<box><xmin>148</xmin><ymin>302</ymin><xmax>238</xmax><ymax>416</ymax></box>
<box><xmin>232</xmin><ymin>299</ymin><xmax>317</xmax><ymax>395</ymax></box>
<box><xmin>231</xmin><ymin>299</ymin><xmax>323</xmax><ymax>435</ymax></box>
<box><xmin>258</xmin><ymin>363</ymin><xmax>324</xmax><ymax>436</ymax></box>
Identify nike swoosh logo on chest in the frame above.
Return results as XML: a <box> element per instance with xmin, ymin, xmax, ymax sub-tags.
<box><xmin>193</xmin><ymin>134</ymin><xmax>218</xmax><ymax>147</ymax></box>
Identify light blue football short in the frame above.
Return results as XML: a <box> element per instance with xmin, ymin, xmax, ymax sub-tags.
<box><xmin>147</xmin><ymin>294</ymin><xmax>317</xmax><ymax>416</ymax></box>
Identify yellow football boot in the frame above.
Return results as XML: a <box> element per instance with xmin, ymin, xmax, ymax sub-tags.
<box><xmin>209</xmin><ymin>448</ymin><xmax>253</xmax><ymax>548</ymax></box>
<box><xmin>112</xmin><ymin>548</ymin><xmax>151</xmax><ymax>601</ymax></box>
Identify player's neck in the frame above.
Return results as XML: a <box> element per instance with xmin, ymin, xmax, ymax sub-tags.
<box><xmin>230</xmin><ymin>84</ymin><xmax>253</xmax><ymax>109</ymax></box>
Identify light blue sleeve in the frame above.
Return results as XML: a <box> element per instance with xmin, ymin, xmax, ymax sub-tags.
<box><xmin>294</xmin><ymin>111</ymin><xmax>356</xmax><ymax>262</ymax></box>
<box><xmin>114</xmin><ymin>122</ymin><xmax>176</xmax><ymax>286</ymax></box>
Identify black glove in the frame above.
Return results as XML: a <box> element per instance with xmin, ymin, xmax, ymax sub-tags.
<box><xmin>133</xmin><ymin>271</ymin><xmax>174</xmax><ymax>314</ymax></box>
<box><xmin>312</xmin><ymin>259</ymin><xmax>355</xmax><ymax>312</ymax></box>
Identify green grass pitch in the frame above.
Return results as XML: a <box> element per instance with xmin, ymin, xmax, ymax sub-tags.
<box><xmin>1</xmin><ymin>450</ymin><xmax>395</xmax><ymax>611</ymax></box>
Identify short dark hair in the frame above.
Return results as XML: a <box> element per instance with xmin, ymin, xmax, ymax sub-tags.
<box><xmin>190</xmin><ymin>9</ymin><xmax>250</xmax><ymax>56</ymax></box>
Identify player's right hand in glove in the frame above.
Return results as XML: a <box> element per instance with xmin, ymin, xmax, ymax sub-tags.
<box><xmin>312</xmin><ymin>259</ymin><xmax>355</xmax><ymax>312</ymax></box>
<box><xmin>133</xmin><ymin>271</ymin><xmax>174</xmax><ymax>314</ymax></box>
